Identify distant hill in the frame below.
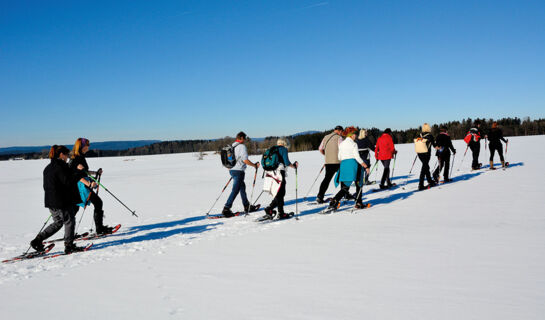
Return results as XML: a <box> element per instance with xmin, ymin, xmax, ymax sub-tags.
<box><xmin>0</xmin><ymin>140</ymin><xmax>161</xmax><ymax>155</ymax></box>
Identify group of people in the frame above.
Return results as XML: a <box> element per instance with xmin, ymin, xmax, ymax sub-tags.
<box><xmin>30</xmin><ymin>138</ymin><xmax>115</xmax><ymax>254</ymax></box>
<box><xmin>223</xmin><ymin>121</ymin><xmax>509</xmax><ymax>216</ymax></box>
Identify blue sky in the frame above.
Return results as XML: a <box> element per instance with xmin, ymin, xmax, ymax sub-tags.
<box><xmin>1</xmin><ymin>0</ymin><xmax>544</xmax><ymax>147</ymax></box>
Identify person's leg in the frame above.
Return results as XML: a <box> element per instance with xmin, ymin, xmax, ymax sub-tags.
<box><xmin>89</xmin><ymin>192</ymin><xmax>105</xmax><ymax>230</ymax></box>
<box><xmin>432</xmin><ymin>156</ymin><xmax>441</xmax><ymax>181</ymax></box>
<box><xmin>224</xmin><ymin>171</ymin><xmax>242</xmax><ymax>209</ymax></box>
<box><xmin>418</xmin><ymin>154</ymin><xmax>426</xmax><ymax>187</ymax></box>
<box><xmin>276</xmin><ymin>171</ymin><xmax>287</xmax><ymax>215</ymax></box>
<box><xmin>36</xmin><ymin>209</ymin><xmax>64</xmax><ymax>241</ymax></box>
<box><xmin>317</xmin><ymin>164</ymin><xmax>339</xmax><ymax>200</ymax></box>
<box><xmin>332</xmin><ymin>182</ymin><xmax>350</xmax><ymax>203</ymax></box>
<box><xmin>444</xmin><ymin>154</ymin><xmax>451</xmax><ymax>180</ymax></box>
<box><xmin>380</xmin><ymin>160</ymin><xmax>390</xmax><ymax>186</ymax></box>
<box><xmin>238</xmin><ymin>171</ymin><xmax>249</xmax><ymax>207</ymax></box>
<box><xmin>498</xmin><ymin>144</ymin><xmax>505</xmax><ymax>162</ymax></box>
<box><xmin>62</xmin><ymin>206</ymin><xmax>77</xmax><ymax>247</ymax></box>
<box><xmin>423</xmin><ymin>154</ymin><xmax>434</xmax><ymax>184</ymax></box>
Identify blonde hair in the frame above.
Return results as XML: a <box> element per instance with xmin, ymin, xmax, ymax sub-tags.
<box><xmin>277</xmin><ymin>138</ymin><xmax>287</xmax><ymax>147</ymax></box>
<box><xmin>358</xmin><ymin>129</ymin><xmax>367</xmax><ymax>139</ymax></box>
<box><xmin>422</xmin><ymin>123</ymin><xmax>431</xmax><ymax>133</ymax></box>
<box><xmin>71</xmin><ymin>138</ymin><xmax>90</xmax><ymax>158</ymax></box>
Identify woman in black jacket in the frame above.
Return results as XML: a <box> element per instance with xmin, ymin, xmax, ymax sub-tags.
<box><xmin>69</xmin><ymin>137</ymin><xmax>114</xmax><ymax>234</ymax></box>
<box><xmin>433</xmin><ymin>126</ymin><xmax>456</xmax><ymax>182</ymax></box>
<box><xmin>30</xmin><ymin>145</ymin><xmax>88</xmax><ymax>253</ymax></box>
<box><xmin>488</xmin><ymin>122</ymin><xmax>508</xmax><ymax>169</ymax></box>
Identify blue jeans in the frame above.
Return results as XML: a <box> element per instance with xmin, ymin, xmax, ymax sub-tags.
<box><xmin>224</xmin><ymin>170</ymin><xmax>249</xmax><ymax>209</ymax></box>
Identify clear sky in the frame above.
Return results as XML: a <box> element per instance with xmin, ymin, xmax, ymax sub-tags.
<box><xmin>1</xmin><ymin>0</ymin><xmax>544</xmax><ymax>147</ymax></box>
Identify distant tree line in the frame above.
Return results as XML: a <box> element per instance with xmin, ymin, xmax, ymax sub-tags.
<box><xmin>2</xmin><ymin>117</ymin><xmax>544</xmax><ymax>161</ymax></box>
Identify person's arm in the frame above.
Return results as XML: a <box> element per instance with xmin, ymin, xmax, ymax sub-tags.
<box><xmin>318</xmin><ymin>136</ymin><xmax>326</xmax><ymax>155</ymax></box>
<box><xmin>500</xmin><ymin>130</ymin><xmax>507</xmax><ymax>143</ymax></box>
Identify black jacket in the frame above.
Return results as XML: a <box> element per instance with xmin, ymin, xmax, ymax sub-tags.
<box><xmin>356</xmin><ymin>137</ymin><xmax>375</xmax><ymax>160</ymax></box>
<box><xmin>435</xmin><ymin>132</ymin><xmax>456</xmax><ymax>156</ymax></box>
<box><xmin>43</xmin><ymin>159</ymin><xmax>85</xmax><ymax>209</ymax></box>
<box><xmin>69</xmin><ymin>155</ymin><xmax>89</xmax><ymax>173</ymax></box>
<box><xmin>487</xmin><ymin>128</ymin><xmax>507</xmax><ymax>146</ymax></box>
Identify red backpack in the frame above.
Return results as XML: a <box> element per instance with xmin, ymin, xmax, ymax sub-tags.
<box><xmin>464</xmin><ymin>131</ymin><xmax>480</xmax><ymax>145</ymax></box>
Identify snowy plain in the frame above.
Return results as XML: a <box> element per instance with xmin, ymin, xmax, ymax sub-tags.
<box><xmin>0</xmin><ymin>135</ymin><xmax>544</xmax><ymax>319</ymax></box>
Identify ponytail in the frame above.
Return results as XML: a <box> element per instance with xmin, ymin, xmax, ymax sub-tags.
<box><xmin>48</xmin><ymin>145</ymin><xmax>70</xmax><ymax>159</ymax></box>
<box><xmin>48</xmin><ymin>145</ymin><xmax>58</xmax><ymax>159</ymax></box>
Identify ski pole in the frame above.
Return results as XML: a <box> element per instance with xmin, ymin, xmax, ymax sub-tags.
<box><xmin>457</xmin><ymin>145</ymin><xmax>469</xmax><ymax>171</ymax></box>
<box><xmin>401</xmin><ymin>155</ymin><xmax>418</xmax><ymax>189</ymax></box>
<box><xmin>24</xmin><ymin>214</ymin><xmax>52</xmax><ymax>255</ymax></box>
<box><xmin>86</xmin><ymin>172</ymin><xmax>138</xmax><ymax>218</ymax></box>
<box><xmin>252</xmin><ymin>190</ymin><xmax>264</xmax><ymax>206</ymax></box>
<box><xmin>206</xmin><ymin>177</ymin><xmax>233</xmax><ymax>216</ymax></box>
<box><xmin>390</xmin><ymin>154</ymin><xmax>397</xmax><ymax>180</ymax></box>
<box><xmin>303</xmin><ymin>164</ymin><xmax>324</xmax><ymax>200</ymax></box>
<box><xmin>506</xmin><ymin>140</ymin><xmax>509</xmax><ymax>154</ymax></box>
<box><xmin>295</xmin><ymin>165</ymin><xmax>299</xmax><ymax>220</ymax></box>
<box><xmin>449</xmin><ymin>153</ymin><xmax>456</xmax><ymax>178</ymax></box>
<box><xmin>248</xmin><ymin>167</ymin><xmax>258</xmax><ymax>213</ymax></box>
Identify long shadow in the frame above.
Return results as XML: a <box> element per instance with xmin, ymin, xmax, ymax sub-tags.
<box><xmin>92</xmin><ymin>222</ymin><xmax>222</xmax><ymax>250</ymax></box>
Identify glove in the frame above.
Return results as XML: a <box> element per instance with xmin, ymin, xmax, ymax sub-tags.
<box><xmin>453</xmin><ymin>149</ymin><xmax>456</xmax><ymax>155</ymax></box>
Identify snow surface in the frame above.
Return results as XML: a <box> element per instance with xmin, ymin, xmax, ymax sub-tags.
<box><xmin>1</xmin><ymin>136</ymin><xmax>544</xmax><ymax>319</ymax></box>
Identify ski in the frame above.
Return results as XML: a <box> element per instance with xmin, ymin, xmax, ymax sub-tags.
<box><xmin>2</xmin><ymin>243</ymin><xmax>55</xmax><ymax>264</ymax></box>
<box><xmin>44</xmin><ymin>243</ymin><xmax>93</xmax><ymax>259</ymax></box>
<box><xmin>78</xmin><ymin>224</ymin><xmax>121</xmax><ymax>241</ymax></box>
<box><xmin>44</xmin><ymin>232</ymin><xmax>90</xmax><ymax>244</ymax></box>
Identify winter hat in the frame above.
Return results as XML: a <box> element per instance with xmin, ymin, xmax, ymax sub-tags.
<box><xmin>440</xmin><ymin>126</ymin><xmax>448</xmax><ymax>132</ymax></box>
<box><xmin>384</xmin><ymin>128</ymin><xmax>392</xmax><ymax>134</ymax></box>
<box><xmin>277</xmin><ymin>138</ymin><xmax>288</xmax><ymax>147</ymax></box>
<box><xmin>492</xmin><ymin>122</ymin><xmax>498</xmax><ymax>129</ymax></box>
<box><xmin>422</xmin><ymin>123</ymin><xmax>431</xmax><ymax>133</ymax></box>
<box><xmin>343</xmin><ymin>126</ymin><xmax>357</xmax><ymax>137</ymax></box>
<box><xmin>334</xmin><ymin>125</ymin><xmax>344</xmax><ymax>131</ymax></box>
<box><xmin>358</xmin><ymin>129</ymin><xmax>367</xmax><ymax>139</ymax></box>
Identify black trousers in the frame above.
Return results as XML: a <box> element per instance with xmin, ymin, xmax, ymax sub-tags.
<box><xmin>269</xmin><ymin>171</ymin><xmax>286</xmax><ymax>214</ymax></box>
<box><xmin>317</xmin><ymin>163</ymin><xmax>340</xmax><ymax>200</ymax></box>
<box><xmin>380</xmin><ymin>159</ymin><xmax>392</xmax><ymax>186</ymax></box>
<box><xmin>433</xmin><ymin>153</ymin><xmax>451</xmax><ymax>181</ymax></box>
<box><xmin>418</xmin><ymin>153</ymin><xmax>433</xmax><ymax>187</ymax></box>
<box><xmin>469</xmin><ymin>142</ymin><xmax>480</xmax><ymax>169</ymax></box>
<box><xmin>89</xmin><ymin>191</ymin><xmax>105</xmax><ymax>229</ymax></box>
<box><xmin>333</xmin><ymin>181</ymin><xmax>362</xmax><ymax>204</ymax></box>
<box><xmin>489</xmin><ymin>143</ymin><xmax>504</xmax><ymax>162</ymax></box>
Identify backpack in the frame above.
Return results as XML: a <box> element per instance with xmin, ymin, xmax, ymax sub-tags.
<box><xmin>414</xmin><ymin>135</ymin><xmax>429</xmax><ymax>154</ymax></box>
<box><xmin>220</xmin><ymin>143</ymin><xmax>239</xmax><ymax>169</ymax></box>
<box><xmin>261</xmin><ymin>146</ymin><xmax>281</xmax><ymax>171</ymax></box>
<box><xmin>464</xmin><ymin>130</ymin><xmax>480</xmax><ymax>145</ymax></box>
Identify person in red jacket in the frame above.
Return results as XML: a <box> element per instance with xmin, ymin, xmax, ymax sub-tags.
<box><xmin>375</xmin><ymin>128</ymin><xmax>397</xmax><ymax>189</ymax></box>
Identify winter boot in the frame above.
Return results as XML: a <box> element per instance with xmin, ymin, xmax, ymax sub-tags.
<box><xmin>222</xmin><ymin>207</ymin><xmax>235</xmax><ymax>218</ymax></box>
<box><xmin>244</xmin><ymin>204</ymin><xmax>260</xmax><ymax>213</ymax></box>
<box><xmin>327</xmin><ymin>199</ymin><xmax>340</xmax><ymax>211</ymax></box>
<box><xmin>97</xmin><ymin>225</ymin><xmax>114</xmax><ymax>235</ymax></box>
<box><xmin>315</xmin><ymin>197</ymin><xmax>326</xmax><ymax>204</ymax></box>
<box><xmin>30</xmin><ymin>238</ymin><xmax>45</xmax><ymax>252</ymax></box>
<box><xmin>490</xmin><ymin>161</ymin><xmax>495</xmax><ymax>170</ymax></box>
<box><xmin>64</xmin><ymin>243</ymin><xmax>87</xmax><ymax>254</ymax></box>
<box><xmin>501</xmin><ymin>160</ymin><xmax>506</xmax><ymax>167</ymax></box>
<box><xmin>264</xmin><ymin>207</ymin><xmax>276</xmax><ymax>218</ymax></box>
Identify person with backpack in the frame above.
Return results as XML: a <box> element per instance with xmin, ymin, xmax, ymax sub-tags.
<box><xmin>355</xmin><ymin>128</ymin><xmax>375</xmax><ymax>185</ymax></box>
<box><xmin>222</xmin><ymin>132</ymin><xmax>260</xmax><ymax>217</ymax></box>
<box><xmin>263</xmin><ymin>139</ymin><xmax>298</xmax><ymax>219</ymax></box>
<box><xmin>488</xmin><ymin>122</ymin><xmax>508</xmax><ymax>169</ymax></box>
<box><xmin>465</xmin><ymin>120</ymin><xmax>484</xmax><ymax>170</ymax></box>
<box><xmin>316</xmin><ymin>125</ymin><xmax>343</xmax><ymax>203</ymax></box>
<box><xmin>374</xmin><ymin>128</ymin><xmax>397</xmax><ymax>189</ymax></box>
<box><xmin>69</xmin><ymin>137</ymin><xmax>115</xmax><ymax>235</ymax></box>
<box><xmin>29</xmin><ymin>145</ymin><xmax>88</xmax><ymax>254</ymax></box>
<box><xmin>415</xmin><ymin>123</ymin><xmax>436</xmax><ymax>190</ymax></box>
<box><xmin>432</xmin><ymin>126</ymin><xmax>456</xmax><ymax>183</ymax></box>
<box><xmin>325</xmin><ymin>127</ymin><xmax>371</xmax><ymax>211</ymax></box>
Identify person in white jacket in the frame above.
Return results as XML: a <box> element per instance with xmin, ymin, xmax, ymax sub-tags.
<box><xmin>327</xmin><ymin>127</ymin><xmax>371</xmax><ymax>210</ymax></box>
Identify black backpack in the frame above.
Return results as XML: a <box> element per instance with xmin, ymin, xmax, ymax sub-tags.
<box><xmin>220</xmin><ymin>143</ymin><xmax>239</xmax><ymax>169</ymax></box>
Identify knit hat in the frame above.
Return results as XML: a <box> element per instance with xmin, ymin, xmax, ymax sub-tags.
<box><xmin>343</xmin><ymin>126</ymin><xmax>357</xmax><ymax>137</ymax></box>
<box><xmin>358</xmin><ymin>129</ymin><xmax>367</xmax><ymax>139</ymax></box>
<box><xmin>422</xmin><ymin>123</ymin><xmax>431</xmax><ymax>133</ymax></box>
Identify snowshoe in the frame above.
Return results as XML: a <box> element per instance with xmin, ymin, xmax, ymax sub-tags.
<box><xmin>244</xmin><ymin>204</ymin><xmax>261</xmax><ymax>213</ymax></box>
<box><xmin>354</xmin><ymin>202</ymin><xmax>371</xmax><ymax>209</ymax></box>
<box><xmin>2</xmin><ymin>243</ymin><xmax>55</xmax><ymax>263</ymax></box>
<box><xmin>320</xmin><ymin>200</ymin><xmax>340</xmax><ymax>214</ymax></box>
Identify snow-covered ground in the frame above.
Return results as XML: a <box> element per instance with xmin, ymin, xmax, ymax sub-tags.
<box><xmin>1</xmin><ymin>135</ymin><xmax>544</xmax><ymax>319</ymax></box>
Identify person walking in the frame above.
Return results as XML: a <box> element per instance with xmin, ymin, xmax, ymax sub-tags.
<box><xmin>432</xmin><ymin>126</ymin><xmax>456</xmax><ymax>183</ymax></box>
<box><xmin>326</xmin><ymin>127</ymin><xmax>371</xmax><ymax>211</ymax></box>
<box><xmin>355</xmin><ymin>128</ymin><xmax>375</xmax><ymax>185</ymax></box>
<box><xmin>316</xmin><ymin>125</ymin><xmax>343</xmax><ymax>203</ymax></box>
<box><xmin>222</xmin><ymin>132</ymin><xmax>260</xmax><ymax>217</ymax></box>
<box><xmin>30</xmin><ymin>145</ymin><xmax>88</xmax><ymax>254</ymax></box>
<box><xmin>374</xmin><ymin>128</ymin><xmax>397</xmax><ymax>189</ymax></box>
<box><xmin>263</xmin><ymin>139</ymin><xmax>298</xmax><ymax>219</ymax></box>
<box><xmin>487</xmin><ymin>122</ymin><xmax>508</xmax><ymax>169</ymax></box>
<box><xmin>69</xmin><ymin>137</ymin><xmax>115</xmax><ymax>235</ymax></box>
<box><xmin>466</xmin><ymin>120</ymin><xmax>484</xmax><ymax>170</ymax></box>
<box><xmin>415</xmin><ymin>123</ymin><xmax>436</xmax><ymax>190</ymax></box>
